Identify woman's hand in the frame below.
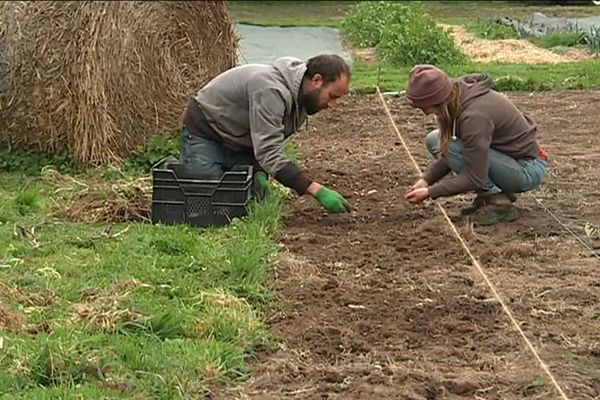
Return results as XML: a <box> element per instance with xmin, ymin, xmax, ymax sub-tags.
<box><xmin>405</xmin><ymin>187</ymin><xmax>430</xmax><ymax>204</ymax></box>
<box><xmin>409</xmin><ymin>178</ymin><xmax>428</xmax><ymax>191</ymax></box>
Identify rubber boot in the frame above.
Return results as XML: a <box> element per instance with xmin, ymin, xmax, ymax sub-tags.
<box><xmin>461</xmin><ymin>192</ymin><xmax>517</xmax><ymax>216</ymax></box>
<box><xmin>467</xmin><ymin>204</ymin><xmax>520</xmax><ymax>226</ymax></box>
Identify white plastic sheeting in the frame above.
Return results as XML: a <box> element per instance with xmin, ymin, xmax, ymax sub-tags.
<box><xmin>235</xmin><ymin>24</ymin><xmax>353</xmax><ymax>66</ymax></box>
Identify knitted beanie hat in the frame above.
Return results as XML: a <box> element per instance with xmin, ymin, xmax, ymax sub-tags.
<box><xmin>406</xmin><ymin>64</ymin><xmax>452</xmax><ymax>108</ymax></box>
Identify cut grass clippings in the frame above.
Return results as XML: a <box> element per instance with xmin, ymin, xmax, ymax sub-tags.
<box><xmin>41</xmin><ymin>167</ymin><xmax>151</xmax><ymax>224</ymax></box>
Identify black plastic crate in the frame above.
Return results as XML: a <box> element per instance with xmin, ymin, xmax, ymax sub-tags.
<box><xmin>151</xmin><ymin>158</ymin><xmax>253</xmax><ymax>228</ymax></box>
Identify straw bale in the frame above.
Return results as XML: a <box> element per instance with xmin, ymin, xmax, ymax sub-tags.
<box><xmin>0</xmin><ymin>1</ymin><xmax>238</xmax><ymax>164</ymax></box>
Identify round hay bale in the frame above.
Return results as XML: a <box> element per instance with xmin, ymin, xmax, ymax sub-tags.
<box><xmin>0</xmin><ymin>1</ymin><xmax>238</xmax><ymax>164</ymax></box>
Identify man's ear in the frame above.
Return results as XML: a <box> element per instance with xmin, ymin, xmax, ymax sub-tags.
<box><xmin>311</xmin><ymin>73</ymin><xmax>323</xmax><ymax>88</ymax></box>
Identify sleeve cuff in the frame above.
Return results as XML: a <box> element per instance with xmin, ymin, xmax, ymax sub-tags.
<box><xmin>428</xmin><ymin>185</ymin><xmax>444</xmax><ymax>200</ymax></box>
<box><xmin>423</xmin><ymin>173</ymin><xmax>435</xmax><ymax>185</ymax></box>
<box><xmin>274</xmin><ymin>162</ymin><xmax>313</xmax><ymax>195</ymax></box>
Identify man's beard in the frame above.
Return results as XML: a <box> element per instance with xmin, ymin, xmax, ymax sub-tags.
<box><xmin>302</xmin><ymin>88</ymin><xmax>322</xmax><ymax>115</ymax></box>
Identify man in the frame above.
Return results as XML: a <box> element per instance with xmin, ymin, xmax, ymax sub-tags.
<box><xmin>180</xmin><ymin>54</ymin><xmax>352</xmax><ymax>214</ymax></box>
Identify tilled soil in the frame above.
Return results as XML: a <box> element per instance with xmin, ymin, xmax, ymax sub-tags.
<box><xmin>235</xmin><ymin>90</ymin><xmax>600</xmax><ymax>400</ymax></box>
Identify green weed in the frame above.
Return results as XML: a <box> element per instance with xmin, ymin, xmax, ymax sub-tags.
<box><xmin>466</xmin><ymin>18</ymin><xmax>518</xmax><ymax>39</ymax></box>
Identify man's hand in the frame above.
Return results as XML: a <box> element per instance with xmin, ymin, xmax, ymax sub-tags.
<box><xmin>405</xmin><ymin>187</ymin><xmax>430</xmax><ymax>204</ymax></box>
<box><xmin>314</xmin><ymin>186</ymin><xmax>351</xmax><ymax>213</ymax></box>
<box><xmin>255</xmin><ymin>171</ymin><xmax>269</xmax><ymax>191</ymax></box>
<box><xmin>253</xmin><ymin>171</ymin><xmax>271</xmax><ymax>198</ymax></box>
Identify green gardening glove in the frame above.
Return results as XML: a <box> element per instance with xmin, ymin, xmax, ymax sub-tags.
<box><xmin>253</xmin><ymin>171</ymin><xmax>271</xmax><ymax>198</ymax></box>
<box><xmin>255</xmin><ymin>171</ymin><xmax>269</xmax><ymax>191</ymax></box>
<box><xmin>314</xmin><ymin>187</ymin><xmax>351</xmax><ymax>214</ymax></box>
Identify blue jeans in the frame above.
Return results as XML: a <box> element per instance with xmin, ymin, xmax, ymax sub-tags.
<box><xmin>425</xmin><ymin>129</ymin><xmax>547</xmax><ymax>195</ymax></box>
<box><xmin>179</xmin><ymin>127</ymin><xmax>255</xmax><ymax>179</ymax></box>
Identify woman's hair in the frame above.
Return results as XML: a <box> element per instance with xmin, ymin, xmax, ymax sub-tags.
<box><xmin>434</xmin><ymin>82</ymin><xmax>462</xmax><ymax>156</ymax></box>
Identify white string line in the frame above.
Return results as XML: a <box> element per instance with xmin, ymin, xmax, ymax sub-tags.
<box><xmin>375</xmin><ymin>87</ymin><xmax>570</xmax><ymax>400</ymax></box>
<box><xmin>528</xmin><ymin>194</ymin><xmax>600</xmax><ymax>260</ymax></box>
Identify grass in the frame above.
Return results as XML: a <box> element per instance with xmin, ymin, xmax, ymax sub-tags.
<box><xmin>0</xmin><ymin>146</ymin><xmax>289</xmax><ymax>398</ymax></box>
<box><xmin>464</xmin><ymin>18</ymin><xmax>589</xmax><ymax>50</ymax></box>
<box><xmin>464</xmin><ymin>18</ymin><xmax>519</xmax><ymax>40</ymax></box>
<box><xmin>351</xmin><ymin>59</ymin><xmax>600</xmax><ymax>93</ymax></box>
<box><xmin>530</xmin><ymin>31</ymin><xmax>588</xmax><ymax>48</ymax></box>
<box><xmin>228</xmin><ymin>1</ymin><xmax>354</xmax><ymax>27</ymax></box>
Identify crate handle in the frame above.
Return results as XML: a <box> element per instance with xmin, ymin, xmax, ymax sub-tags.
<box><xmin>151</xmin><ymin>155</ymin><xmax>178</xmax><ymax>171</ymax></box>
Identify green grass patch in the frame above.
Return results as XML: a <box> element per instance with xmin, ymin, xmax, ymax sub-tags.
<box><xmin>465</xmin><ymin>18</ymin><xmax>588</xmax><ymax>49</ymax></box>
<box><xmin>530</xmin><ymin>31</ymin><xmax>587</xmax><ymax>48</ymax></box>
<box><xmin>465</xmin><ymin>18</ymin><xmax>519</xmax><ymax>40</ymax></box>
<box><xmin>0</xmin><ymin>145</ymin><xmax>78</xmax><ymax>176</ymax></box>
<box><xmin>0</xmin><ymin>155</ymin><xmax>288</xmax><ymax>397</ymax></box>
<box><xmin>122</xmin><ymin>133</ymin><xmax>180</xmax><ymax>176</ymax></box>
<box><xmin>351</xmin><ymin>59</ymin><xmax>600</xmax><ymax>93</ymax></box>
<box><xmin>228</xmin><ymin>1</ymin><xmax>354</xmax><ymax>27</ymax></box>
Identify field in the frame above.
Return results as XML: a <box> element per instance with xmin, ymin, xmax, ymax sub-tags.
<box><xmin>232</xmin><ymin>91</ymin><xmax>600</xmax><ymax>399</ymax></box>
<box><xmin>225</xmin><ymin>3</ymin><xmax>600</xmax><ymax>398</ymax></box>
<box><xmin>1</xmin><ymin>1</ymin><xmax>599</xmax><ymax>399</ymax></box>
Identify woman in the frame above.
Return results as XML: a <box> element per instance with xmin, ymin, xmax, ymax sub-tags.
<box><xmin>403</xmin><ymin>65</ymin><xmax>548</xmax><ymax>225</ymax></box>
